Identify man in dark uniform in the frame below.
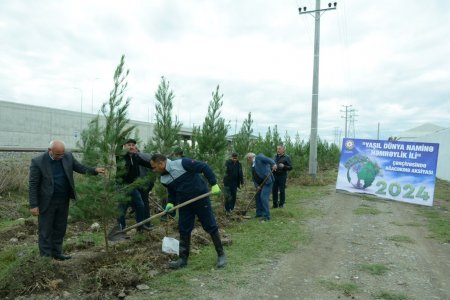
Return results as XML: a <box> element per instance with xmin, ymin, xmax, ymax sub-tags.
<box><xmin>272</xmin><ymin>144</ymin><xmax>293</xmax><ymax>208</ymax></box>
<box><xmin>29</xmin><ymin>140</ymin><xmax>104</xmax><ymax>260</ymax></box>
<box><xmin>150</xmin><ymin>153</ymin><xmax>226</xmax><ymax>269</ymax></box>
<box><xmin>223</xmin><ymin>153</ymin><xmax>244</xmax><ymax>213</ymax></box>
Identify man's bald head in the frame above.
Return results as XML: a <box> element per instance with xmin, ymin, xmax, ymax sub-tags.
<box><xmin>48</xmin><ymin>140</ymin><xmax>66</xmax><ymax>160</ymax></box>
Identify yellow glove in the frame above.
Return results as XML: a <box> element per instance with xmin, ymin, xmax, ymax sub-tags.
<box><xmin>211</xmin><ymin>184</ymin><xmax>221</xmax><ymax>195</ymax></box>
<box><xmin>164</xmin><ymin>203</ymin><xmax>174</xmax><ymax>212</ymax></box>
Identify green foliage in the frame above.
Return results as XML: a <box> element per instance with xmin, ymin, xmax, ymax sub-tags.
<box><xmin>193</xmin><ymin>85</ymin><xmax>229</xmax><ymax>174</ymax></box>
<box><xmin>145</xmin><ymin>76</ymin><xmax>182</xmax><ymax>155</ymax></box>
<box><xmin>73</xmin><ymin>54</ymin><xmax>135</xmax><ymax>251</ymax></box>
<box><xmin>232</xmin><ymin>112</ymin><xmax>254</xmax><ymax>157</ymax></box>
<box><xmin>286</xmin><ymin>133</ymin><xmax>308</xmax><ymax>177</ymax></box>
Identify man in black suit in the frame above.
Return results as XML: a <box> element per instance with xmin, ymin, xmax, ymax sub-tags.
<box><xmin>29</xmin><ymin>140</ymin><xmax>105</xmax><ymax>260</ymax></box>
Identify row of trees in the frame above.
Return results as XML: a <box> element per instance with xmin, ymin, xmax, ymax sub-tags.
<box><xmin>74</xmin><ymin>55</ymin><xmax>340</xmax><ymax>249</ymax></box>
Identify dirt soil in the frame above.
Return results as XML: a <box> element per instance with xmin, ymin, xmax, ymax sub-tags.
<box><xmin>205</xmin><ymin>186</ymin><xmax>450</xmax><ymax>300</ymax></box>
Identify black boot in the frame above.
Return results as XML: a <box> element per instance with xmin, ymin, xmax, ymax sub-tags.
<box><xmin>210</xmin><ymin>231</ymin><xmax>226</xmax><ymax>268</ymax></box>
<box><xmin>168</xmin><ymin>234</ymin><xmax>190</xmax><ymax>269</ymax></box>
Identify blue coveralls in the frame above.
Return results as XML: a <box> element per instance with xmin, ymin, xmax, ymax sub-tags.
<box><xmin>161</xmin><ymin>158</ymin><xmax>219</xmax><ymax>236</ymax></box>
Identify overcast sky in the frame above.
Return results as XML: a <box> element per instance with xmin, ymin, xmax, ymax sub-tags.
<box><xmin>1</xmin><ymin>0</ymin><xmax>449</xmax><ymax>143</ymax></box>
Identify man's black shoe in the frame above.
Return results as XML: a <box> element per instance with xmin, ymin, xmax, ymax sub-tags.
<box><xmin>53</xmin><ymin>254</ymin><xmax>72</xmax><ymax>261</ymax></box>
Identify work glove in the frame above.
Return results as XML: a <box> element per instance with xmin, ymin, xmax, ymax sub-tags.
<box><xmin>211</xmin><ymin>184</ymin><xmax>221</xmax><ymax>195</ymax></box>
<box><xmin>164</xmin><ymin>203</ymin><xmax>174</xmax><ymax>212</ymax></box>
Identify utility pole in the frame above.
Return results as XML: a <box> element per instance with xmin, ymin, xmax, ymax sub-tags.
<box><xmin>377</xmin><ymin>122</ymin><xmax>380</xmax><ymax>140</ymax></box>
<box><xmin>299</xmin><ymin>1</ymin><xmax>337</xmax><ymax>178</ymax></box>
<box><xmin>348</xmin><ymin>108</ymin><xmax>358</xmax><ymax>138</ymax></box>
<box><xmin>341</xmin><ymin>104</ymin><xmax>352</xmax><ymax>138</ymax></box>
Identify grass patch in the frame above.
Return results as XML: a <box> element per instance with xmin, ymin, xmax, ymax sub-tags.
<box><xmin>374</xmin><ymin>290</ymin><xmax>409</xmax><ymax>300</ymax></box>
<box><xmin>410</xmin><ymin>178</ymin><xmax>450</xmax><ymax>243</ymax></box>
<box><xmin>361</xmin><ymin>195</ymin><xmax>380</xmax><ymax>202</ymax></box>
<box><xmin>319</xmin><ymin>279</ymin><xmax>358</xmax><ymax>295</ymax></box>
<box><xmin>419</xmin><ymin>209</ymin><xmax>450</xmax><ymax>242</ymax></box>
<box><xmin>0</xmin><ymin>219</ymin><xmax>23</xmax><ymax>231</ymax></box>
<box><xmin>385</xmin><ymin>235</ymin><xmax>414</xmax><ymax>243</ymax></box>
<box><xmin>358</xmin><ymin>263</ymin><xmax>389</xmax><ymax>275</ymax></box>
<box><xmin>353</xmin><ymin>206</ymin><xmax>381</xmax><ymax>215</ymax></box>
<box><xmin>64</xmin><ymin>231</ymin><xmax>105</xmax><ymax>252</ymax></box>
<box><xmin>0</xmin><ymin>245</ymin><xmax>62</xmax><ymax>298</ymax></box>
<box><xmin>434</xmin><ymin>178</ymin><xmax>450</xmax><ymax>202</ymax></box>
<box><xmin>135</xmin><ymin>184</ymin><xmax>328</xmax><ymax>299</ymax></box>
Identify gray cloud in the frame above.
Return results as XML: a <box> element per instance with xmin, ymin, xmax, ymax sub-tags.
<box><xmin>0</xmin><ymin>0</ymin><xmax>449</xmax><ymax>144</ymax></box>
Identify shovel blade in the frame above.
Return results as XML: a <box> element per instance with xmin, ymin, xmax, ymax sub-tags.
<box><xmin>107</xmin><ymin>225</ymin><xmax>130</xmax><ymax>241</ymax></box>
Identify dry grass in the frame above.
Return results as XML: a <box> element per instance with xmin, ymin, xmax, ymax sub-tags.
<box><xmin>0</xmin><ymin>160</ymin><xmax>29</xmax><ymax>195</ymax></box>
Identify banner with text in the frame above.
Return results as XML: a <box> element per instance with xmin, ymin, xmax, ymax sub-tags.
<box><xmin>336</xmin><ymin>138</ymin><xmax>439</xmax><ymax>206</ymax></box>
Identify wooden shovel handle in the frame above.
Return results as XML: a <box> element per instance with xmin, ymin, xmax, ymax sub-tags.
<box><xmin>117</xmin><ymin>191</ymin><xmax>212</xmax><ymax>234</ymax></box>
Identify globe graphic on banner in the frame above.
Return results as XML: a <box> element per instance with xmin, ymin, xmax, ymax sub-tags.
<box><xmin>344</xmin><ymin>154</ymin><xmax>380</xmax><ymax>189</ymax></box>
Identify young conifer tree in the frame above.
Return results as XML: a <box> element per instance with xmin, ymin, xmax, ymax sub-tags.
<box><xmin>232</xmin><ymin>112</ymin><xmax>254</xmax><ymax>157</ymax></box>
<box><xmin>193</xmin><ymin>85</ymin><xmax>229</xmax><ymax>174</ymax></box>
<box><xmin>73</xmin><ymin>55</ymin><xmax>135</xmax><ymax>251</ymax></box>
<box><xmin>145</xmin><ymin>76</ymin><xmax>182</xmax><ymax>155</ymax></box>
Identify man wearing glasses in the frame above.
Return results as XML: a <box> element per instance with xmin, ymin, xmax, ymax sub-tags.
<box><xmin>29</xmin><ymin>140</ymin><xmax>105</xmax><ymax>260</ymax></box>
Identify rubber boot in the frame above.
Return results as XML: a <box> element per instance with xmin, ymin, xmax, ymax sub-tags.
<box><xmin>168</xmin><ymin>234</ymin><xmax>190</xmax><ymax>269</ymax></box>
<box><xmin>210</xmin><ymin>231</ymin><xmax>226</xmax><ymax>268</ymax></box>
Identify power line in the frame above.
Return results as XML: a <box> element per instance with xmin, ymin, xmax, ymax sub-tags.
<box><xmin>340</xmin><ymin>104</ymin><xmax>352</xmax><ymax>138</ymax></box>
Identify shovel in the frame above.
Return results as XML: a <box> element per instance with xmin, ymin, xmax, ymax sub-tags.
<box><xmin>108</xmin><ymin>191</ymin><xmax>212</xmax><ymax>241</ymax></box>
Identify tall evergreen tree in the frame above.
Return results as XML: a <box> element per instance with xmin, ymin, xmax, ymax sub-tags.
<box><xmin>232</xmin><ymin>112</ymin><xmax>254</xmax><ymax>157</ymax></box>
<box><xmin>194</xmin><ymin>85</ymin><xmax>229</xmax><ymax>173</ymax></box>
<box><xmin>146</xmin><ymin>76</ymin><xmax>182</xmax><ymax>155</ymax></box>
<box><xmin>272</xmin><ymin>125</ymin><xmax>283</xmax><ymax>148</ymax></box>
<box><xmin>72</xmin><ymin>55</ymin><xmax>135</xmax><ymax>251</ymax></box>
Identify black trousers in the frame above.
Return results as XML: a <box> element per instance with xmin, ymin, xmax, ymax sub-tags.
<box><xmin>224</xmin><ymin>183</ymin><xmax>238</xmax><ymax>212</ymax></box>
<box><xmin>38</xmin><ymin>197</ymin><xmax>70</xmax><ymax>257</ymax></box>
<box><xmin>272</xmin><ymin>174</ymin><xmax>287</xmax><ymax>207</ymax></box>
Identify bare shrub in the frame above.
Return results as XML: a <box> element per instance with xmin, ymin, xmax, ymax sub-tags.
<box><xmin>0</xmin><ymin>160</ymin><xmax>29</xmax><ymax>194</ymax></box>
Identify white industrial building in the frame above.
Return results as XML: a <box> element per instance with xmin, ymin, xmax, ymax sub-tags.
<box><xmin>397</xmin><ymin>123</ymin><xmax>450</xmax><ymax>181</ymax></box>
<box><xmin>0</xmin><ymin>100</ymin><xmax>192</xmax><ymax>151</ymax></box>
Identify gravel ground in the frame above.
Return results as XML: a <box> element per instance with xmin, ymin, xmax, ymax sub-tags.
<box><xmin>206</xmin><ymin>187</ymin><xmax>450</xmax><ymax>300</ymax></box>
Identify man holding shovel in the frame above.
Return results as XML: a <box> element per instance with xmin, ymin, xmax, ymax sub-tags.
<box><xmin>245</xmin><ymin>152</ymin><xmax>277</xmax><ymax>222</ymax></box>
<box><xmin>150</xmin><ymin>154</ymin><xmax>226</xmax><ymax>269</ymax></box>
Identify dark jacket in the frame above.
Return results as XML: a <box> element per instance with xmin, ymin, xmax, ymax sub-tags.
<box><xmin>120</xmin><ymin>153</ymin><xmax>151</xmax><ymax>184</ymax></box>
<box><xmin>273</xmin><ymin>153</ymin><xmax>292</xmax><ymax>176</ymax></box>
<box><xmin>137</xmin><ymin>152</ymin><xmax>155</xmax><ymax>190</ymax></box>
<box><xmin>223</xmin><ymin>159</ymin><xmax>244</xmax><ymax>187</ymax></box>
<box><xmin>160</xmin><ymin>158</ymin><xmax>217</xmax><ymax>205</ymax></box>
<box><xmin>29</xmin><ymin>151</ymin><xmax>98</xmax><ymax>213</ymax></box>
<box><xmin>252</xmin><ymin>154</ymin><xmax>276</xmax><ymax>186</ymax></box>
